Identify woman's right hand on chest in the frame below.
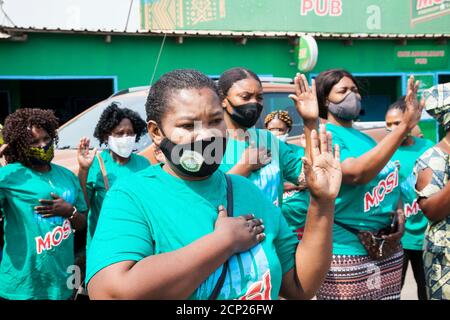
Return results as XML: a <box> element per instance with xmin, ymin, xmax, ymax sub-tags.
<box><xmin>239</xmin><ymin>141</ymin><xmax>271</xmax><ymax>172</ymax></box>
<box><xmin>214</xmin><ymin>205</ymin><xmax>265</xmax><ymax>254</ymax></box>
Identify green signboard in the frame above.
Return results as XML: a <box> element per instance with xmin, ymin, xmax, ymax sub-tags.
<box><xmin>411</xmin><ymin>0</ymin><xmax>450</xmax><ymax>25</ymax></box>
<box><xmin>395</xmin><ymin>45</ymin><xmax>448</xmax><ymax>70</ymax></box>
<box><xmin>140</xmin><ymin>0</ymin><xmax>450</xmax><ymax>35</ymax></box>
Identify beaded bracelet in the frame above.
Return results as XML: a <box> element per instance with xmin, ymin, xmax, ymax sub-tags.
<box><xmin>68</xmin><ymin>206</ymin><xmax>78</xmax><ymax>220</ymax></box>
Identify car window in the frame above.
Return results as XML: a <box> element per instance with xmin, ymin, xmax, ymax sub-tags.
<box><xmin>58</xmin><ymin>90</ymin><xmax>304</xmax><ymax>152</ymax></box>
<box><xmin>57</xmin><ymin>92</ymin><xmax>151</xmax><ymax>152</ymax></box>
<box><xmin>255</xmin><ymin>92</ymin><xmax>304</xmax><ymax>136</ymax></box>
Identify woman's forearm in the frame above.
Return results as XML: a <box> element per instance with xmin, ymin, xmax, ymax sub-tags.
<box><xmin>282</xmin><ymin>197</ymin><xmax>334</xmax><ymax>300</ymax></box>
<box><xmin>78</xmin><ymin>168</ymin><xmax>90</xmax><ymax>210</ymax></box>
<box><xmin>341</xmin><ymin>124</ymin><xmax>408</xmax><ymax>185</ymax></box>
<box><xmin>69</xmin><ymin>210</ymin><xmax>87</xmax><ymax>230</ymax></box>
<box><xmin>418</xmin><ymin>182</ymin><xmax>450</xmax><ymax>222</ymax></box>
<box><xmin>88</xmin><ymin>231</ymin><xmax>235</xmax><ymax>300</ymax></box>
<box><xmin>303</xmin><ymin>119</ymin><xmax>317</xmax><ymax>161</ymax></box>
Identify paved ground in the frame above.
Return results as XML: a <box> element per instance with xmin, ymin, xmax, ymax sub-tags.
<box><xmin>401</xmin><ymin>263</ymin><xmax>418</xmax><ymax>300</ymax></box>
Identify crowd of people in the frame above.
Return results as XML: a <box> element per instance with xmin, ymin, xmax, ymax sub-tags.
<box><xmin>0</xmin><ymin>67</ymin><xmax>448</xmax><ymax>300</ymax></box>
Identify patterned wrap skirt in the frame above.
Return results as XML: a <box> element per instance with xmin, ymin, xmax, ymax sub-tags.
<box><xmin>423</xmin><ymin>250</ymin><xmax>450</xmax><ymax>300</ymax></box>
<box><xmin>316</xmin><ymin>247</ymin><xmax>404</xmax><ymax>300</ymax></box>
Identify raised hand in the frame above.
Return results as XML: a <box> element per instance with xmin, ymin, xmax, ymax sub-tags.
<box><xmin>403</xmin><ymin>75</ymin><xmax>422</xmax><ymax>131</ymax></box>
<box><xmin>77</xmin><ymin>137</ymin><xmax>97</xmax><ymax>171</ymax></box>
<box><xmin>35</xmin><ymin>192</ymin><xmax>74</xmax><ymax>218</ymax></box>
<box><xmin>299</xmin><ymin>133</ymin><xmax>306</xmax><ymax>149</ymax></box>
<box><xmin>302</xmin><ymin>125</ymin><xmax>342</xmax><ymax>202</ymax></box>
<box><xmin>0</xmin><ymin>143</ymin><xmax>7</xmax><ymax>167</ymax></box>
<box><xmin>214</xmin><ymin>205</ymin><xmax>265</xmax><ymax>254</ymax></box>
<box><xmin>289</xmin><ymin>73</ymin><xmax>319</xmax><ymax>123</ymax></box>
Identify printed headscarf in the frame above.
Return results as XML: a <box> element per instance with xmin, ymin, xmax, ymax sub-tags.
<box><xmin>423</xmin><ymin>82</ymin><xmax>450</xmax><ymax>131</ymax></box>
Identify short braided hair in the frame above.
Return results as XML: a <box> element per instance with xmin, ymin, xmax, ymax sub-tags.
<box><xmin>264</xmin><ymin>110</ymin><xmax>293</xmax><ymax>131</ymax></box>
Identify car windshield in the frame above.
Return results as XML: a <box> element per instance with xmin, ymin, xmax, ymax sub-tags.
<box><xmin>57</xmin><ymin>89</ymin><xmax>304</xmax><ymax>152</ymax></box>
<box><xmin>255</xmin><ymin>92</ymin><xmax>304</xmax><ymax>136</ymax></box>
<box><xmin>57</xmin><ymin>91</ymin><xmax>151</xmax><ymax>152</ymax></box>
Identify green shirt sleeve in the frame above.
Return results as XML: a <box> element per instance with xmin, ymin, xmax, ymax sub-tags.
<box><xmin>273</xmin><ymin>208</ymin><xmax>299</xmax><ymax>275</ymax></box>
<box><xmin>85</xmin><ymin>185</ymin><xmax>154</xmax><ymax>285</ymax></box>
<box><xmin>279</xmin><ymin>139</ymin><xmax>303</xmax><ymax>184</ymax></box>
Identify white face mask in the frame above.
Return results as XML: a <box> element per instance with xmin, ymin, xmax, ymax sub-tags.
<box><xmin>276</xmin><ymin>133</ymin><xmax>289</xmax><ymax>142</ymax></box>
<box><xmin>108</xmin><ymin>135</ymin><xmax>136</xmax><ymax>158</ymax></box>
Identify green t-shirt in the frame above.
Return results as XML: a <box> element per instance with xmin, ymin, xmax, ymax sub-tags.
<box><xmin>326</xmin><ymin>123</ymin><xmax>401</xmax><ymax>256</ymax></box>
<box><xmin>86</xmin><ymin>164</ymin><xmax>299</xmax><ymax>300</ymax></box>
<box><xmin>86</xmin><ymin>150</ymin><xmax>149</xmax><ymax>250</ymax></box>
<box><xmin>391</xmin><ymin>137</ymin><xmax>434</xmax><ymax>250</ymax></box>
<box><xmin>280</xmin><ymin>144</ymin><xmax>310</xmax><ymax>233</ymax></box>
<box><xmin>0</xmin><ymin>162</ymin><xmax>87</xmax><ymax>300</ymax></box>
<box><xmin>219</xmin><ymin>129</ymin><xmax>302</xmax><ymax>207</ymax></box>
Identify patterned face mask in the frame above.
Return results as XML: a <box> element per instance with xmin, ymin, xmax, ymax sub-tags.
<box><xmin>423</xmin><ymin>83</ymin><xmax>450</xmax><ymax>132</ymax></box>
<box><xmin>26</xmin><ymin>141</ymin><xmax>55</xmax><ymax>165</ymax></box>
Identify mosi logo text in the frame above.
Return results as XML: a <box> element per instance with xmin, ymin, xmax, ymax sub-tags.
<box><xmin>364</xmin><ymin>170</ymin><xmax>399</xmax><ymax>212</ymax></box>
<box><xmin>404</xmin><ymin>199</ymin><xmax>421</xmax><ymax>218</ymax></box>
<box><xmin>35</xmin><ymin>220</ymin><xmax>72</xmax><ymax>254</ymax></box>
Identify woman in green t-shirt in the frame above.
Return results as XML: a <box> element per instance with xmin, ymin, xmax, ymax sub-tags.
<box><xmin>86</xmin><ymin>69</ymin><xmax>342</xmax><ymax>300</ymax></box>
<box><xmin>385</xmin><ymin>98</ymin><xmax>434</xmax><ymax>300</ymax></box>
<box><xmin>314</xmin><ymin>69</ymin><xmax>422</xmax><ymax>300</ymax></box>
<box><xmin>77</xmin><ymin>103</ymin><xmax>150</xmax><ymax>252</ymax></box>
<box><xmin>264</xmin><ymin>110</ymin><xmax>310</xmax><ymax>239</ymax></box>
<box><xmin>0</xmin><ymin>108</ymin><xmax>88</xmax><ymax>300</ymax></box>
<box><xmin>217</xmin><ymin>68</ymin><xmax>318</xmax><ymax>207</ymax></box>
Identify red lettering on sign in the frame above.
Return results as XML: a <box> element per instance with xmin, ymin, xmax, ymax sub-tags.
<box><xmin>330</xmin><ymin>0</ymin><xmax>342</xmax><ymax>16</ymax></box>
<box><xmin>301</xmin><ymin>0</ymin><xmax>342</xmax><ymax>17</ymax></box>
<box><xmin>301</xmin><ymin>0</ymin><xmax>314</xmax><ymax>15</ymax></box>
<box><xmin>316</xmin><ymin>0</ymin><xmax>328</xmax><ymax>16</ymax></box>
<box><xmin>417</xmin><ymin>0</ymin><xmax>443</xmax><ymax>11</ymax></box>
<box><xmin>415</xmin><ymin>58</ymin><xmax>428</xmax><ymax>64</ymax></box>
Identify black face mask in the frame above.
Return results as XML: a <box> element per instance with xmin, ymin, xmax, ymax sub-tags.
<box><xmin>225</xmin><ymin>99</ymin><xmax>263</xmax><ymax>128</ymax></box>
<box><xmin>159</xmin><ymin>135</ymin><xmax>227</xmax><ymax>178</ymax></box>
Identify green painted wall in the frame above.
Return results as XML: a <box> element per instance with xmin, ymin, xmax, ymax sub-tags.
<box><xmin>0</xmin><ymin>33</ymin><xmax>296</xmax><ymax>91</ymax></box>
<box><xmin>1</xmin><ymin>33</ymin><xmax>449</xmax><ymax>91</ymax></box>
<box><xmin>0</xmin><ymin>32</ymin><xmax>447</xmax><ymax>140</ymax></box>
